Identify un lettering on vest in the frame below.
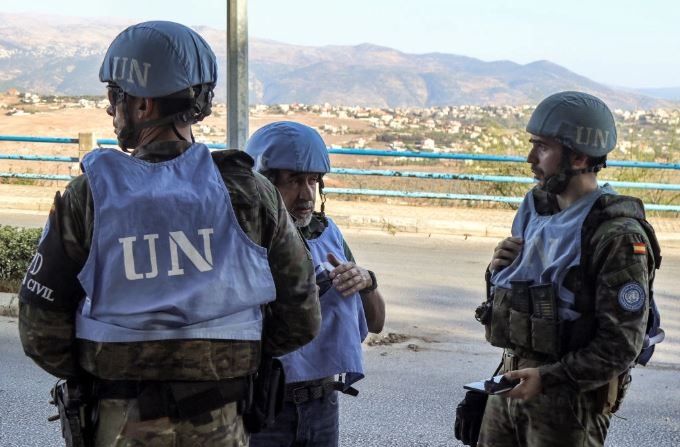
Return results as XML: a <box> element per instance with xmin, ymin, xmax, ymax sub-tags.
<box><xmin>110</xmin><ymin>57</ymin><xmax>150</xmax><ymax>87</ymax></box>
<box><xmin>118</xmin><ymin>229</ymin><xmax>214</xmax><ymax>281</ymax></box>
<box><xmin>575</xmin><ymin>126</ymin><xmax>610</xmax><ymax>149</ymax></box>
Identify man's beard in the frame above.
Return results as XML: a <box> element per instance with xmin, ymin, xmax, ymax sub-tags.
<box><xmin>292</xmin><ymin>200</ymin><xmax>314</xmax><ymax>228</ymax></box>
<box><xmin>293</xmin><ymin>213</ymin><xmax>313</xmax><ymax>228</ymax></box>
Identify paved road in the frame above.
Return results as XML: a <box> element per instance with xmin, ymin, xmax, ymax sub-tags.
<box><xmin>1</xmin><ymin>230</ymin><xmax>678</xmax><ymax>446</ymax></box>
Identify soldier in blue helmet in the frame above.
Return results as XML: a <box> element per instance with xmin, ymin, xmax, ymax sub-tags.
<box><xmin>18</xmin><ymin>22</ymin><xmax>320</xmax><ymax>446</ymax></box>
<box><xmin>454</xmin><ymin>91</ymin><xmax>662</xmax><ymax>447</ymax></box>
<box><xmin>245</xmin><ymin>121</ymin><xmax>386</xmax><ymax>447</ymax></box>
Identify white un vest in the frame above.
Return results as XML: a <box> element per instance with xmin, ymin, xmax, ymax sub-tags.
<box><xmin>76</xmin><ymin>145</ymin><xmax>275</xmax><ymax>342</ymax></box>
<box><xmin>279</xmin><ymin>217</ymin><xmax>368</xmax><ymax>387</ymax></box>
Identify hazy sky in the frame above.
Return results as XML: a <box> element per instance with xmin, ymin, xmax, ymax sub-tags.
<box><xmin>4</xmin><ymin>0</ymin><xmax>679</xmax><ymax>89</ymax></box>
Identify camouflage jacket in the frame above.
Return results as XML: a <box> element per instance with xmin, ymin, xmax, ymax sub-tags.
<box><xmin>528</xmin><ymin>188</ymin><xmax>661</xmax><ymax>393</ymax></box>
<box><xmin>18</xmin><ymin>141</ymin><xmax>321</xmax><ymax>381</ymax></box>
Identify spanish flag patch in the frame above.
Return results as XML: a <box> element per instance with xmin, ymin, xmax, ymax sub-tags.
<box><xmin>633</xmin><ymin>242</ymin><xmax>646</xmax><ymax>255</ymax></box>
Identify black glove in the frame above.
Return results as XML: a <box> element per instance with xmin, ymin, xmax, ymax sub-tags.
<box><xmin>454</xmin><ymin>390</ymin><xmax>488</xmax><ymax>446</ymax></box>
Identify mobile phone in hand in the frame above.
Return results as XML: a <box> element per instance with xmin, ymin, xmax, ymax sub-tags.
<box><xmin>463</xmin><ymin>375</ymin><xmax>520</xmax><ymax>395</ymax></box>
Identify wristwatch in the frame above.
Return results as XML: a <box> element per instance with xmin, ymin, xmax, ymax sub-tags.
<box><xmin>362</xmin><ymin>270</ymin><xmax>378</xmax><ymax>292</ymax></box>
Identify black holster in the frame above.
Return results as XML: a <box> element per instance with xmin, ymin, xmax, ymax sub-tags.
<box><xmin>242</xmin><ymin>356</ymin><xmax>286</xmax><ymax>433</ymax></box>
<box><xmin>50</xmin><ymin>379</ymin><xmax>94</xmax><ymax>447</ymax></box>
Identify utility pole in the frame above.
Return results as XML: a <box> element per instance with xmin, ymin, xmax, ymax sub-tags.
<box><xmin>227</xmin><ymin>0</ymin><xmax>249</xmax><ymax>150</ymax></box>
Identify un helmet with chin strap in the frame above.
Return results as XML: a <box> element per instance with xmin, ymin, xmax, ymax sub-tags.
<box><xmin>99</xmin><ymin>21</ymin><xmax>217</xmax><ymax>150</ymax></box>
<box><xmin>526</xmin><ymin>91</ymin><xmax>617</xmax><ymax>193</ymax></box>
<box><xmin>245</xmin><ymin>121</ymin><xmax>331</xmax><ymax>214</ymax></box>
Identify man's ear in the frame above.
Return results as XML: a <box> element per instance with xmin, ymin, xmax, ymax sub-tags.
<box><xmin>570</xmin><ymin>151</ymin><xmax>589</xmax><ymax>169</ymax></box>
<box><xmin>135</xmin><ymin>97</ymin><xmax>155</xmax><ymax>119</ymax></box>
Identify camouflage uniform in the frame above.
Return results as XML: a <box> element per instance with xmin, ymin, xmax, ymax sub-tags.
<box><xmin>18</xmin><ymin>141</ymin><xmax>321</xmax><ymax>446</ymax></box>
<box><xmin>478</xmin><ymin>187</ymin><xmax>660</xmax><ymax>447</ymax></box>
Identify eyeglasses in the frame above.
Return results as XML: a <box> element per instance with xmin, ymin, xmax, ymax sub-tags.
<box><xmin>106</xmin><ymin>84</ymin><xmax>125</xmax><ymax>108</ymax></box>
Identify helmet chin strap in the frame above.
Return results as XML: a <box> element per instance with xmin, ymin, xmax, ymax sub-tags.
<box><xmin>319</xmin><ymin>177</ymin><xmax>326</xmax><ymax>217</ymax></box>
<box><xmin>540</xmin><ymin>150</ymin><xmax>605</xmax><ymax>194</ymax></box>
<box><xmin>116</xmin><ymin>97</ymin><xmax>138</xmax><ymax>152</ymax></box>
<box><xmin>117</xmin><ymin>107</ymin><xmax>194</xmax><ymax>151</ymax></box>
<box><xmin>540</xmin><ymin>148</ymin><xmax>574</xmax><ymax>194</ymax></box>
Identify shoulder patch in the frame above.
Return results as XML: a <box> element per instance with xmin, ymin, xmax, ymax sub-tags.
<box><xmin>618</xmin><ymin>282</ymin><xmax>646</xmax><ymax>312</ymax></box>
<box><xmin>632</xmin><ymin>242</ymin><xmax>646</xmax><ymax>255</ymax></box>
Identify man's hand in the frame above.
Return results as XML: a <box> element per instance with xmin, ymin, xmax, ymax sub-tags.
<box><xmin>490</xmin><ymin>237</ymin><xmax>523</xmax><ymax>272</ymax></box>
<box><xmin>327</xmin><ymin>253</ymin><xmax>374</xmax><ymax>297</ymax></box>
<box><xmin>503</xmin><ymin>368</ymin><xmax>542</xmax><ymax>401</ymax></box>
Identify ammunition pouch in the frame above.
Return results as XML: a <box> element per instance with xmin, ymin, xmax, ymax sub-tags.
<box><xmin>486</xmin><ymin>281</ymin><xmax>565</xmax><ymax>359</ymax></box>
<box><xmin>529</xmin><ymin>317</ymin><xmax>562</xmax><ymax>356</ymax></box>
<box><xmin>508</xmin><ymin>280</ymin><xmax>533</xmax><ymax>348</ymax></box>
<box><xmin>49</xmin><ymin>379</ymin><xmax>94</xmax><ymax>447</ymax></box>
<box><xmin>528</xmin><ymin>283</ymin><xmax>561</xmax><ymax>356</ymax></box>
<box><xmin>487</xmin><ymin>287</ymin><xmax>511</xmax><ymax>347</ymax></box>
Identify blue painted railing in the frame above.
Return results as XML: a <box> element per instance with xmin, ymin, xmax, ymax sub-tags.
<box><xmin>2</xmin><ymin>135</ymin><xmax>680</xmax><ymax>212</ymax></box>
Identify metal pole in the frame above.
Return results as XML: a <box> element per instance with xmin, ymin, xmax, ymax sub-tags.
<box><xmin>227</xmin><ymin>0</ymin><xmax>249</xmax><ymax>150</ymax></box>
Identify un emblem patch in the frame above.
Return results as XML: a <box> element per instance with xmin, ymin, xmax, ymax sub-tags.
<box><xmin>618</xmin><ymin>282</ymin><xmax>646</xmax><ymax>312</ymax></box>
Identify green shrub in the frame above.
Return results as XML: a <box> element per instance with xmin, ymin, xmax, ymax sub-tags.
<box><xmin>0</xmin><ymin>225</ymin><xmax>42</xmax><ymax>293</ymax></box>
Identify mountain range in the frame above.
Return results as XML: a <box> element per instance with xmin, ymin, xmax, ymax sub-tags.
<box><xmin>0</xmin><ymin>13</ymin><xmax>677</xmax><ymax>110</ymax></box>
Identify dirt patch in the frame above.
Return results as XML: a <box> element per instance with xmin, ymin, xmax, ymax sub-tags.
<box><xmin>365</xmin><ymin>331</ymin><xmax>439</xmax><ymax>347</ymax></box>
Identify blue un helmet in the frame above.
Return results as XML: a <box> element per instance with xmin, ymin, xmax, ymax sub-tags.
<box><xmin>246</xmin><ymin>121</ymin><xmax>331</xmax><ymax>215</ymax></box>
<box><xmin>526</xmin><ymin>91</ymin><xmax>617</xmax><ymax>193</ymax></box>
<box><xmin>245</xmin><ymin>121</ymin><xmax>331</xmax><ymax>175</ymax></box>
<box><xmin>99</xmin><ymin>21</ymin><xmax>217</xmax><ymax>149</ymax></box>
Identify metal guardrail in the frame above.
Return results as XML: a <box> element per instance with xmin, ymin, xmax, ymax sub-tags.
<box><xmin>2</xmin><ymin>135</ymin><xmax>680</xmax><ymax>212</ymax></box>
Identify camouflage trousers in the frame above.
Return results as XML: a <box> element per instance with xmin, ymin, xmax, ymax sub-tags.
<box><xmin>93</xmin><ymin>398</ymin><xmax>248</xmax><ymax>447</ymax></box>
<box><xmin>477</xmin><ymin>389</ymin><xmax>611</xmax><ymax>447</ymax></box>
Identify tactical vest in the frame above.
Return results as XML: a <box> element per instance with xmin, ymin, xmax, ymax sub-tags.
<box><xmin>76</xmin><ymin>144</ymin><xmax>276</xmax><ymax>342</ymax></box>
<box><xmin>278</xmin><ymin>217</ymin><xmax>368</xmax><ymax>387</ymax></box>
<box><xmin>485</xmin><ymin>186</ymin><xmax>662</xmax><ymax>362</ymax></box>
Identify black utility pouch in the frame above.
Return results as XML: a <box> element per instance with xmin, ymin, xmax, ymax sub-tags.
<box><xmin>529</xmin><ymin>284</ymin><xmax>561</xmax><ymax>356</ymax></box>
<box><xmin>243</xmin><ymin>357</ymin><xmax>285</xmax><ymax>433</ymax></box>
<box><xmin>508</xmin><ymin>280</ymin><xmax>533</xmax><ymax>348</ymax></box>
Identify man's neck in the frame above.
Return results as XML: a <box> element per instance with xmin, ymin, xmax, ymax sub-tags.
<box><xmin>556</xmin><ymin>173</ymin><xmax>598</xmax><ymax>210</ymax></box>
<box><xmin>136</xmin><ymin>124</ymin><xmax>191</xmax><ymax>146</ymax></box>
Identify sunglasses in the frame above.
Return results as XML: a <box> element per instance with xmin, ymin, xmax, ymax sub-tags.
<box><xmin>106</xmin><ymin>84</ymin><xmax>126</xmax><ymax>107</ymax></box>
